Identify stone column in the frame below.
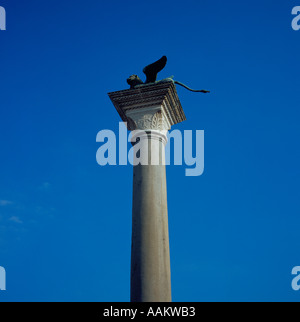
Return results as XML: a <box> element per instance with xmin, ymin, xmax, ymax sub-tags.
<box><xmin>130</xmin><ymin>127</ymin><xmax>170</xmax><ymax>302</ymax></box>
<box><xmin>108</xmin><ymin>82</ymin><xmax>186</xmax><ymax>302</ymax></box>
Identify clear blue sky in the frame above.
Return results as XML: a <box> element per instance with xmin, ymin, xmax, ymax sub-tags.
<box><xmin>0</xmin><ymin>0</ymin><xmax>300</xmax><ymax>302</ymax></box>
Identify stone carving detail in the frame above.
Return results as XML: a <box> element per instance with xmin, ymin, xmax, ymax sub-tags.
<box><xmin>108</xmin><ymin>81</ymin><xmax>187</xmax><ymax>129</ymax></box>
<box><xmin>151</xmin><ymin>111</ymin><xmax>164</xmax><ymax>130</ymax></box>
<box><xmin>136</xmin><ymin>114</ymin><xmax>153</xmax><ymax>130</ymax></box>
<box><xmin>125</xmin><ymin>111</ymin><xmax>168</xmax><ymax>131</ymax></box>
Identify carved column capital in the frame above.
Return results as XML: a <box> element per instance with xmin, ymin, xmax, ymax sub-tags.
<box><xmin>125</xmin><ymin>108</ymin><xmax>170</xmax><ymax>132</ymax></box>
<box><xmin>108</xmin><ymin>82</ymin><xmax>186</xmax><ymax>132</ymax></box>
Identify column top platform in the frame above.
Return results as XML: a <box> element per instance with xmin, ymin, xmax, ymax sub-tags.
<box><xmin>108</xmin><ymin>82</ymin><xmax>186</xmax><ymax>130</ymax></box>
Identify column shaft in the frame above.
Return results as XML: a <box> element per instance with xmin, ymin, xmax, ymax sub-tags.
<box><xmin>130</xmin><ymin>132</ymin><xmax>171</xmax><ymax>302</ymax></box>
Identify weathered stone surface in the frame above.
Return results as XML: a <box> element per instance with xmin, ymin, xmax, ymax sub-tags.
<box><xmin>108</xmin><ymin>82</ymin><xmax>186</xmax><ymax>131</ymax></box>
<box><xmin>130</xmin><ymin>136</ymin><xmax>171</xmax><ymax>302</ymax></box>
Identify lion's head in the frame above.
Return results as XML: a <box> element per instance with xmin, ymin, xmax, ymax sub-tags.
<box><xmin>127</xmin><ymin>75</ymin><xmax>144</xmax><ymax>89</ymax></box>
